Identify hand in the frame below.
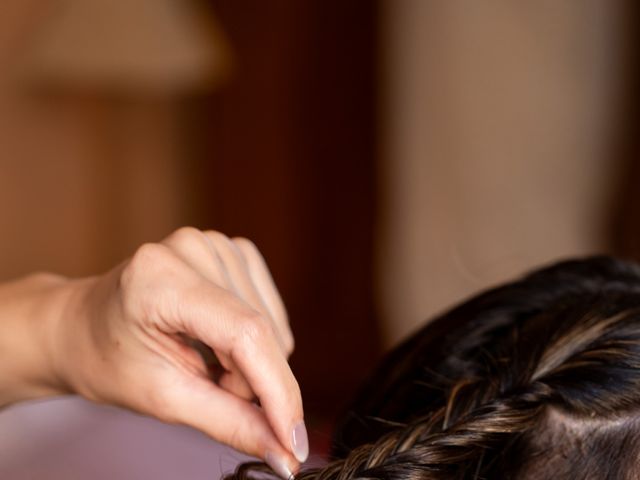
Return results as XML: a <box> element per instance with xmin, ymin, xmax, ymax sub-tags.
<box><xmin>50</xmin><ymin>227</ymin><xmax>307</xmax><ymax>478</ymax></box>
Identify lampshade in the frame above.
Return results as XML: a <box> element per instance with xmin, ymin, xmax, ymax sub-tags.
<box><xmin>23</xmin><ymin>0</ymin><xmax>231</xmax><ymax>93</ymax></box>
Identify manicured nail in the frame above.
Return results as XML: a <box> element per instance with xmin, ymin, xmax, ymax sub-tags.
<box><xmin>265</xmin><ymin>452</ymin><xmax>294</xmax><ymax>480</ymax></box>
<box><xmin>291</xmin><ymin>421</ymin><xmax>309</xmax><ymax>463</ymax></box>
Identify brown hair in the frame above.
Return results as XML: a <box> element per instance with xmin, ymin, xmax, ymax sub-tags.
<box><xmin>228</xmin><ymin>256</ymin><xmax>640</xmax><ymax>479</ymax></box>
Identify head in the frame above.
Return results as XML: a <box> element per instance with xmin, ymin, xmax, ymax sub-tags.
<box><xmin>229</xmin><ymin>256</ymin><xmax>640</xmax><ymax>479</ymax></box>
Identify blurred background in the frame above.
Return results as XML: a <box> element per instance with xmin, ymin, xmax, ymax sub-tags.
<box><xmin>0</xmin><ymin>0</ymin><xmax>638</xmax><ymax>477</ymax></box>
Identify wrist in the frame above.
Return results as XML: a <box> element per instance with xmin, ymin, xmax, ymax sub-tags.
<box><xmin>45</xmin><ymin>274</ymin><xmax>101</xmax><ymax>402</ymax></box>
<box><xmin>0</xmin><ymin>273</ymin><xmax>81</xmax><ymax>406</ymax></box>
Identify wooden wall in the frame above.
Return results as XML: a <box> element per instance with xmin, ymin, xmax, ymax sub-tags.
<box><xmin>197</xmin><ymin>0</ymin><xmax>382</xmax><ymax>429</ymax></box>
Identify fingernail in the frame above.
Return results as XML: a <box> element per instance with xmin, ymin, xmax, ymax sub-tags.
<box><xmin>291</xmin><ymin>421</ymin><xmax>309</xmax><ymax>463</ymax></box>
<box><xmin>265</xmin><ymin>452</ymin><xmax>294</xmax><ymax>480</ymax></box>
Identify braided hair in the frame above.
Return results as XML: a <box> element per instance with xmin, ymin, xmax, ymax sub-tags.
<box><xmin>227</xmin><ymin>256</ymin><xmax>640</xmax><ymax>479</ymax></box>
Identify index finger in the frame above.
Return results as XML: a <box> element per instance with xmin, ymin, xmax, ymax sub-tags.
<box><xmin>231</xmin><ymin>237</ymin><xmax>294</xmax><ymax>355</ymax></box>
<box><xmin>174</xmin><ymin>282</ymin><xmax>308</xmax><ymax>463</ymax></box>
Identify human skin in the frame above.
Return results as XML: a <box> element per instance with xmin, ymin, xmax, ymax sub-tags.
<box><xmin>0</xmin><ymin>227</ymin><xmax>307</xmax><ymax>479</ymax></box>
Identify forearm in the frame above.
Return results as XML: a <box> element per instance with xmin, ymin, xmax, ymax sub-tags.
<box><xmin>0</xmin><ymin>273</ymin><xmax>72</xmax><ymax>407</ymax></box>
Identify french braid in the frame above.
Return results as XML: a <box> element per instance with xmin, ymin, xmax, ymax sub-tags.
<box><xmin>225</xmin><ymin>257</ymin><xmax>640</xmax><ymax>480</ymax></box>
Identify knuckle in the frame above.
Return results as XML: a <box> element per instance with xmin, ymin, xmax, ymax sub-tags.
<box><xmin>122</xmin><ymin>243</ymin><xmax>162</xmax><ymax>287</ymax></box>
<box><xmin>232</xmin><ymin>236</ymin><xmax>257</xmax><ymax>253</ymax></box>
<box><xmin>130</xmin><ymin>243</ymin><xmax>171</xmax><ymax>273</ymax></box>
<box><xmin>120</xmin><ymin>243</ymin><xmax>173</xmax><ymax>316</ymax></box>
<box><xmin>208</xmin><ymin>231</ymin><xmax>243</xmax><ymax>255</ymax></box>
<box><xmin>236</xmin><ymin>311</ymin><xmax>270</xmax><ymax>349</ymax></box>
<box><xmin>204</xmin><ymin>230</ymin><xmax>230</xmax><ymax>246</ymax></box>
<box><xmin>168</xmin><ymin>226</ymin><xmax>202</xmax><ymax>249</ymax></box>
<box><xmin>283</xmin><ymin>334</ymin><xmax>295</xmax><ymax>356</ymax></box>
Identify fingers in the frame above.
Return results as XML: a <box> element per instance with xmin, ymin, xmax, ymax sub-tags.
<box><xmin>161</xmin><ymin>227</ymin><xmax>230</xmax><ymax>289</ymax></box>
<box><xmin>161</xmin><ymin>228</ymin><xmax>254</xmax><ymax>401</ymax></box>
<box><xmin>232</xmin><ymin>237</ymin><xmax>294</xmax><ymax>355</ymax></box>
<box><xmin>162</xmin><ymin>228</ymin><xmax>290</xmax><ymax>356</ymax></box>
<box><xmin>203</xmin><ymin>230</ymin><xmax>290</xmax><ymax>355</ymax></box>
<box><xmin>168</xmin><ymin>376</ymin><xmax>299</xmax><ymax>479</ymax></box>
<box><xmin>176</xmin><ymin>284</ymin><xmax>307</xmax><ymax>464</ymax></box>
<box><xmin>150</xmin><ymin>227</ymin><xmax>308</xmax><ymax>463</ymax></box>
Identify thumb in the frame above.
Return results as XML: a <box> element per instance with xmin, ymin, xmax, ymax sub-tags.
<box><xmin>167</xmin><ymin>376</ymin><xmax>299</xmax><ymax>479</ymax></box>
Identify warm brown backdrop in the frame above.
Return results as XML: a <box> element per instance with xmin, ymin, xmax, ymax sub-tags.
<box><xmin>196</xmin><ymin>0</ymin><xmax>381</xmax><ymax>431</ymax></box>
